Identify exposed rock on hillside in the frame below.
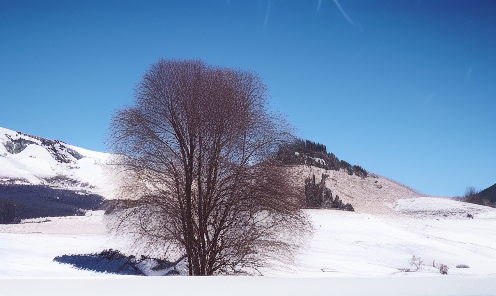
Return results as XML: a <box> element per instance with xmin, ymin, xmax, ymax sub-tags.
<box><xmin>3</xmin><ymin>131</ymin><xmax>83</xmax><ymax>163</ymax></box>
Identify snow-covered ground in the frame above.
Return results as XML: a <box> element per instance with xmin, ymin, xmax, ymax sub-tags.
<box><xmin>2</xmin><ymin>276</ymin><xmax>496</xmax><ymax>296</ymax></box>
<box><xmin>1</xmin><ymin>198</ymin><xmax>496</xmax><ymax>295</ymax></box>
<box><xmin>1</xmin><ymin>199</ymin><xmax>495</xmax><ymax>278</ymax></box>
<box><xmin>2</xmin><ymin>126</ymin><xmax>495</xmax><ymax>295</ymax></box>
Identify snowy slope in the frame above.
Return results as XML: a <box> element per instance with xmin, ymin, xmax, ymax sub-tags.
<box><xmin>0</xmin><ymin>126</ymin><xmax>115</xmax><ymax>198</ymax></box>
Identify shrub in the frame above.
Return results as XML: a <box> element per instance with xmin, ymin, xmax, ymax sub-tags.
<box><xmin>54</xmin><ymin>249</ymin><xmax>143</xmax><ymax>275</ymax></box>
<box><xmin>456</xmin><ymin>264</ymin><xmax>469</xmax><ymax>268</ymax></box>
<box><xmin>409</xmin><ymin>255</ymin><xmax>423</xmax><ymax>271</ymax></box>
<box><xmin>342</xmin><ymin>203</ymin><xmax>354</xmax><ymax>211</ymax></box>
<box><xmin>439</xmin><ymin>264</ymin><xmax>449</xmax><ymax>275</ymax></box>
<box><xmin>303</xmin><ymin>175</ymin><xmax>354</xmax><ymax>211</ymax></box>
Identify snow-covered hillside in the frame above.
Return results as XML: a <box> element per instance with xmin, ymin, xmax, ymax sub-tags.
<box><xmin>0</xmin><ymin>127</ymin><xmax>114</xmax><ymax>198</ymax></box>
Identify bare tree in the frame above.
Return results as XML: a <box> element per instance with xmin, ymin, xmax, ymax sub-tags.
<box><xmin>106</xmin><ymin>59</ymin><xmax>310</xmax><ymax>275</ymax></box>
<box><xmin>464</xmin><ymin>186</ymin><xmax>479</xmax><ymax>198</ymax></box>
<box><xmin>409</xmin><ymin>255</ymin><xmax>423</xmax><ymax>271</ymax></box>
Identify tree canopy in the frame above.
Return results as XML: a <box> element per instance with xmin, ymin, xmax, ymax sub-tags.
<box><xmin>106</xmin><ymin>59</ymin><xmax>310</xmax><ymax>275</ymax></box>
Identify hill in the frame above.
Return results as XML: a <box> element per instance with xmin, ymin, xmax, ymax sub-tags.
<box><xmin>277</xmin><ymin>138</ymin><xmax>422</xmax><ymax>215</ymax></box>
<box><xmin>277</xmin><ymin>138</ymin><xmax>368</xmax><ymax>178</ymax></box>
<box><xmin>0</xmin><ymin>127</ymin><xmax>115</xmax><ymax>223</ymax></box>
<box><xmin>0</xmin><ymin>126</ymin><xmax>113</xmax><ymax>197</ymax></box>
<box><xmin>478</xmin><ymin>183</ymin><xmax>496</xmax><ymax>204</ymax></box>
<box><xmin>292</xmin><ymin>165</ymin><xmax>421</xmax><ymax>216</ymax></box>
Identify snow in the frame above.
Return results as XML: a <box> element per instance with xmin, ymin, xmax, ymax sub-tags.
<box><xmin>1</xmin><ymin>126</ymin><xmax>496</xmax><ymax>295</ymax></box>
<box><xmin>311</xmin><ymin>157</ymin><xmax>326</xmax><ymax>166</ymax></box>
<box><xmin>3</xmin><ymin>144</ymin><xmax>58</xmax><ymax>180</ymax></box>
<box><xmin>1</xmin><ymin>199</ymin><xmax>495</xmax><ymax>281</ymax></box>
<box><xmin>0</xmin><ymin>210</ymin><xmax>494</xmax><ymax>296</ymax></box>
<box><xmin>1</xmin><ymin>276</ymin><xmax>496</xmax><ymax>296</ymax></box>
<box><xmin>260</xmin><ymin>201</ymin><xmax>496</xmax><ymax>278</ymax></box>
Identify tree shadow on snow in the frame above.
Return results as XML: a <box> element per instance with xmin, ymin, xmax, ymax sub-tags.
<box><xmin>53</xmin><ymin>249</ymin><xmax>182</xmax><ymax>276</ymax></box>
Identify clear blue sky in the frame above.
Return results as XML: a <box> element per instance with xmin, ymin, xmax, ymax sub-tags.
<box><xmin>1</xmin><ymin>0</ymin><xmax>495</xmax><ymax>197</ymax></box>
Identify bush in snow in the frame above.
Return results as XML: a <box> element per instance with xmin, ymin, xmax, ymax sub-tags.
<box><xmin>456</xmin><ymin>264</ymin><xmax>469</xmax><ymax>268</ymax></box>
<box><xmin>304</xmin><ymin>174</ymin><xmax>323</xmax><ymax>208</ymax></box>
<box><xmin>409</xmin><ymin>255</ymin><xmax>423</xmax><ymax>271</ymax></box>
<box><xmin>54</xmin><ymin>249</ymin><xmax>142</xmax><ymax>275</ymax></box>
<box><xmin>439</xmin><ymin>264</ymin><xmax>449</xmax><ymax>275</ymax></box>
<box><xmin>342</xmin><ymin>203</ymin><xmax>354</xmax><ymax>211</ymax></box>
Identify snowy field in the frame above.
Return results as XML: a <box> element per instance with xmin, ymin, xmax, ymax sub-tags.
<box><xmin>1</xmin><ymin>126</ymin><xmax>495</xmax><ymax>295</ymax></box>
<box><xmin>1</xmin><ymin>198</ymin><xmax>496</xmax><ymax>295</ymax></box>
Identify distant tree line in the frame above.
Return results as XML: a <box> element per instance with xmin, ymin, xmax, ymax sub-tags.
<box><xmin>304</xmin><ymin>173</ymin><xmax>354</xmax><ymax>211</ymax></box>
<box><xmin>464</xmin><ymin>184</ymin><xmax>496</xmax><ymax>208</ymax></box>
<box><xmin>276</xmin><ymin>138</ymin><xmax>368</xmax><ymax>178</ymax></box>
<box><xmin>0</xmin><ymin>185</ymin><xmax>104</xmax><ymax>224</ymax></box>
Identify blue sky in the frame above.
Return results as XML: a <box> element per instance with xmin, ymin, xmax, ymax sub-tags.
<box><xmin>1</xmin><ymin>0</ymin><xmax>495</xmax><ymax>197</ymax></box>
